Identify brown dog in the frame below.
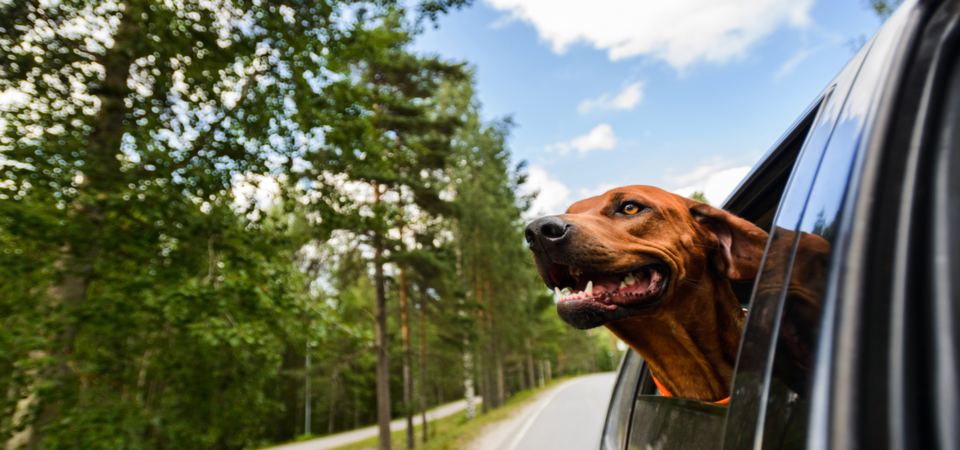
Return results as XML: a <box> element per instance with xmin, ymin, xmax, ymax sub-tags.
<box><xmin>525</xmin><ymin>185</ymin><xmax>768</xmax><ymax>402</ymax></box>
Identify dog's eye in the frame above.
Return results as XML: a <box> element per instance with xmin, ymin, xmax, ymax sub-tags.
<box><xmin>621</xmin><ymin>203</ymin><xmax>642</xmax><ymax>215</ymax></box>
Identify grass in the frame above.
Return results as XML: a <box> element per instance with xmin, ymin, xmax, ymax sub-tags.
<box><xmin>328</xmin><ymin>376</ymin><xmax>578</xmax><ymax>450</ymax></box>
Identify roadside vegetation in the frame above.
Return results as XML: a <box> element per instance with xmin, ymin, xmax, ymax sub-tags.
<box><xmin>324</xmin><ymin>376</ymin><xmax>578</xmax><ymax>450</ymax></box>
<box><xmin>0</xmin><ymin>1</ymin><xmax>617</xmax><ymax>449</ymax></box>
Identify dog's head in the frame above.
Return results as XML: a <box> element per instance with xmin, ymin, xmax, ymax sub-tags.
<box><xmin>525</xmin><ymin>185</ymin><xmax>768</xmax><ymax>330</ymax></box>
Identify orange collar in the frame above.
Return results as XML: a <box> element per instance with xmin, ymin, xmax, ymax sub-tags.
<box><xmin>650</xmin><ymin>373</ymin><xmax>730</xmax><ymax>405</ymax></box>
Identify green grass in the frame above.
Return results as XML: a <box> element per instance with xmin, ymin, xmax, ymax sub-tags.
<box><xmin>328</xmin><ymin>377</ymin><xmax>579</xmax><ymax>450</ymax></box>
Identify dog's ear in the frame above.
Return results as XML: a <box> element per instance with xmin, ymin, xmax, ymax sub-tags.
<box><xmin>687</xmin><ymin>200</ymin><xmax>769</xmax><ymax>281</ymax></box>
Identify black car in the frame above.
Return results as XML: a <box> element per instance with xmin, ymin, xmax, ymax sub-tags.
<box><xmin>599</xmin><ymin>0</ymin><xmax>960</xmax><ymax>449</ymax></box>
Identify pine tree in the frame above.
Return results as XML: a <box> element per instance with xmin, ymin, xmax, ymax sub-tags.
<box><xmin>299</xmin><ymin>8</ymin><xmax>465</xmax><ymax>448</ymax></box>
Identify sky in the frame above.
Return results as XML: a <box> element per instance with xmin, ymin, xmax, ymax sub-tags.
<box><xmin>409</xmin><ymin>0</ymin><xmax>886</xmax><ymax>216</ymax></box>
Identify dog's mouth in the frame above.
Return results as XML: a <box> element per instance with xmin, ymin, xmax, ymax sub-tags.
<box><xmin>546</xmin><ymin>262</ymin><xmax>669</xmax><ymax>309</ymax></box>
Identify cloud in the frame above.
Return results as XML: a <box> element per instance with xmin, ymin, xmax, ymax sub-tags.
<box><xmin>670</xmin><ymin>163</ymin><xmax>752</xmax><ymax>205</ymax></box>
<box><xmin>484</xmin><ymin>0</ymin><xmax>814</xmax><ymax>69</ymax></box>
<box><xmin>578</xmin><ymin>82</ymin><xmax>644</xmax><ymax>114</ymax></box>
<box><xmin>546</xmin><ymin>124</ymin><xmax>618</xmax><ymax>156</ymax></box>
<box><xmin>774</xmin><ymin>46</ymin><xmax>821</xmax><ymax>79</ymax></box>
<box><xmin>522</xmin><ymin>165</ymin><xmax>572</xmax><ymax>217</ymax></box>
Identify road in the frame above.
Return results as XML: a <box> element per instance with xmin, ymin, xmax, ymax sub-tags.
<box><xmin>470</xmin><ymin>373</ymin><xmax>616</xmax><ymax>450</ymax></box>
<box><xmin>263</xmin><ymin>397</ymin><xmax>481</xmax><ymax>450</ymax></box>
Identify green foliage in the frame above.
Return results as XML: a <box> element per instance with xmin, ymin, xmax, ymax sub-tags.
<box><xmin>417</xmin><ymin>0</ymin><xmax>475</xmax><ymax>25</ymax></box>
<box><xmin>689</xmin><ymin>191</ymin><xmax>709</xmax><ymax>204</ymax></box>
<box><xmin>865</xmin><ymin>0</ymin><xmax>904</xmax><ymax>20</ymax></box>
<box><xmin>0</xmin><ymin>1</ymin><xmax>612</xmax><ymax>449</ymax></box>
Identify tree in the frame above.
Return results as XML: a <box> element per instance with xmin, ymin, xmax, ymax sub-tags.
<box><xmin>866</xmin><ymin>0</ymin><xmax>905</xmax><ymax>20</ymax></box>
<box><xmin>0</xmin><ymin>0</ymin><xmax>359</xmax><ymax>447</ymax></box>
<box><xmin>297</xmin><ymin>8</ymin><xmax>465</xmax><ymax>448</ymax></box>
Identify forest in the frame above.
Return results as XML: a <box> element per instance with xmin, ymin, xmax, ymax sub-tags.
<box><xmin>0</xmin><ymin>1</ymin><xmax>617</xmax><ymax>449</ymax></box>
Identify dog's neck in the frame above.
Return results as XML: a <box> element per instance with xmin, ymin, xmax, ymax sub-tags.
<box><xmin>605</xmin><ymin>278</ymin><xmax>744</xmax><ymax>402</ymax></box>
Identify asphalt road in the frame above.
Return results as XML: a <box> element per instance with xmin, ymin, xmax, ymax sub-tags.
<box><xmin>472</xmin><ymin>373</ymin><xmax>617</xmax><ymax>450</ymax></box>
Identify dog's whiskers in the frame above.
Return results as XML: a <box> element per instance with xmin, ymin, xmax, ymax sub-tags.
<box><xmin>680</xmin><ymin>277</ymin><xmax>707</xmax><ymax>290</ymax></box>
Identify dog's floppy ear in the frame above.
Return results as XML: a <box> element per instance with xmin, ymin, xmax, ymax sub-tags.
<box><xmin>687</xmin><ymin>200</ymin><xmax>769</xmax><ymax>281</ymax></box>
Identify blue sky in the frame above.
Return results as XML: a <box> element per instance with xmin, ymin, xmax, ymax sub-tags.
<box><xmin>409</xmin><ymin>0</ymin><xmax>886</xmax><ymax>214</ymax></box>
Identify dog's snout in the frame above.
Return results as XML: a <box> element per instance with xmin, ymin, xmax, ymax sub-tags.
<box><xmin>525</xmin><ymin>216</ymin><xmax>572</xmax><ymax>250</ymax></box>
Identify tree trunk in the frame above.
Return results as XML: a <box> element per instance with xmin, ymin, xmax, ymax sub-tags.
<box><xmin>462</xmin><ymin>347</ymin><xmax>477</xmax><ymax>421</ymax></box>
<box><xmin>537</xmin><ymin>360</ymin><xmax>545</xmax><ymax>388</ymax></box>
<box><xmin>495</xmin><ymin>347</ymin><xmax>505</xmax><ymax>406</ymax></box>
<box><xmin>587</xmin><ymin>329</ymin><xmax>597</xmax><ymax>373</ymax></box>
<box><xmin>516</xmin><ymin>361</ymin><xmax>527</xmax><ymax>391</ymax></box>
<box><xmin>474</xmin><ymin>259</ymin><xmax>491</xmax><ymax>414</ymax></box>
<box><xmin>354</xmin><ymin>397</ymin><xmax>360</xmax><ymax>430</ymax></box>
<box><xmin>525</xmin><ymin>338</ymin><xmax>536</xmax><ymax>391</ymax></box>
<box><xmin>373</xmin><ymin>183</ymin><xmax>392</xmax><ymax>450</ymax></box>
<box><xmin>558</xmin><ymin>353</ymin><xmax>565</xmax><ymax>379</ymax></box>
<box><xmin>306</xmin><ymin>353</ymin><xmax>312</xmax><ymax>436</ymax></box>
<box><xmin>419</xmin><ymin>295</ymin><xmax>428</xmax><ymax>444</ymax></box>
<box><xmin>20</xmin><ymin>6</ymin><xmax>135</xmax><ymax>445</ymax></box>
<box><xmin>399</xmin><ymin>263</ymin><xmax>413</xmax><ymax>450</ymax></box>
<box><xmin>479</xmin><ymin>356</ymin><xmax>490</xmax><ymax>413</ymax></box>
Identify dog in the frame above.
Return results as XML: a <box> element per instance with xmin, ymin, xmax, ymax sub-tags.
<box><xmin>524</xmin><ymin>185</ymin><xmax>769</xmax><ymax>402</ymax></box>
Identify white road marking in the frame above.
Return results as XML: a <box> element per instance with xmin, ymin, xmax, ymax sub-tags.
<box><xmin>503</xmin><ymin>379</ymin><xmax>580</xmax><ymax>450</ymax></box>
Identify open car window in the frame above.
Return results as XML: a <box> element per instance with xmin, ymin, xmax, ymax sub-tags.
<box><xmin>601</xmin><ymin>350</ymin><xmax>644</xmax><ymax>450</ymax></box>
<box><xmin>621</xmin><ymin>89</ymin><xmax>829</xmax><ymax>450</ymax></box>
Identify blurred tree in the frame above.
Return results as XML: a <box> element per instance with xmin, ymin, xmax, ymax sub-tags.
<box><xmin>690</xmin><ymin>191</ymin><xmax>709</xmax><ymax>204</ymax></box>
<box><xmin>866</xmin><ymin>0</ymin><xmax>904</xmax><ymax>20</ymax></box>
<box><xmin>0</xmin><ymin>0</ymin><xmax>359</xmax><ymax>448</ymax></box>
<box><xmin>0</xmin><ymin>1</ymin><xmax>609</xmax><ymax>449</ymax></box>
<box><xmin>295</xmin><ymin>8</ymin><xmax>465</xmax><ymax>449</ymax></box>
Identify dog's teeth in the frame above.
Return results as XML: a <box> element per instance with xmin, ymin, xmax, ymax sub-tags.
<box><xmin>554</xmin><ymin>287</ymin><xmax>562</xmax><ymax>298</ymax></box>
<box><xmin>620</xmin><ymin>281</ymin><xmax>627</xmax><ymax>290</ymax></box>
<box><xmin>624</xmin><ymin>273</ymin><xmax>636</xmax><ymax>285</ymax></box>
<box><xmin>585</xmin><ymin>281</ymin><xmax>593</xmax><ymax>296</ymax></box>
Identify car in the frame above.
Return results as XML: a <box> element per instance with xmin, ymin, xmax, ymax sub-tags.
<box><xmin>598</xmin><ymin>0</ymin><xmax>960</xmax><ymax>449</ymax></box>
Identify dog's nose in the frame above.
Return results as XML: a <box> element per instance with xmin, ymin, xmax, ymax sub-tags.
<box><xmin>525</xmin><ymin>216</ymin><xmax>571</xmax><ymax>250</ymax></box>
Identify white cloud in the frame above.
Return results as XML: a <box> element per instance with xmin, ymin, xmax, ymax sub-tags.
<box><xmin>774</xmin><ymin>46</ymin><xmax>821</xmax><ymax>79</ymax></box>
<box><xmin>578</xmin><ymin>82</ymin><xmax>644</xmax><ymax>114</ymax></box>
<box><xmin>484</xmin><ymin>0</ymin><xmax>814</xmax><ymax>69</ymax></box>
<box><xmin>522</xmin><ymin>165</ymin><xmax>571</xmax><ymax>218</ymax></box>
<box><xmin>546</xmin><ymin>123</ymin><xmax>618</xmax><ymax>156</ymax></box>
<box><xmin>670</xmin><ymin>163</ymin><xmax>752</xmax><ymax>205</ymax></box>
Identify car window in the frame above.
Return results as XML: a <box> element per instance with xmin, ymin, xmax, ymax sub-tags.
<box><xmin>623</xmin><ymin>361</ymin><xmax>723</xmax><ymax>449</ymax></box>
<box><xmin>722</xmin><ymin>96</ymin><xmax>823</xmax><ymax>309</ymax></box>
<box><xmin>601</xmin><ymin>350</ymin><xmax>644</xmax><ymax>450</ymax></box>
<box><xmin>721</xmin><ymin>39</ymin><xmax>873</xmax><ymax>450</ymax></box>
<box><xmin>626</xmin><ymin>396</ymin><xmax>727</xmax><ymax>450</ymax></box>
<box><xmin>758</xmin><ymin>9</ymin><xmax>921</xmax><ymax>448</ymax></box>
<box><xmin>619</xmin><ymin>82</ymin><xmax>834</xmax><ymax>450</ymax></box>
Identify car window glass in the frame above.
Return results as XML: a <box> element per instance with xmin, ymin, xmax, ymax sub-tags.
<box><xmin>761</xmin><ymin>7</ymin><xmax>917</xmax><ymax>448</ymax></box>
<box><xmin>722</xmin><ymin>40</ymin><xmax>872</xmax><ymax>450</ymax></box>
<box><xmin>627</xmin><ymin>397</ymin><xmax>726</xmax><ymax>450</ymax></box>
<box><xmin>601</xmin><ymin>350</ymin><xmax>643</xmax><ymax>450</ymax></box>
